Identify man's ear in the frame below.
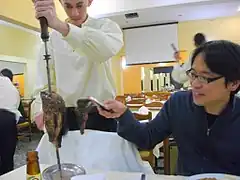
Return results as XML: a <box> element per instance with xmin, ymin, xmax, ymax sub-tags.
<box><xmin>228</xmin><ymin>80</ymin><xmax>240</xmax><ymax>92</ymax></box>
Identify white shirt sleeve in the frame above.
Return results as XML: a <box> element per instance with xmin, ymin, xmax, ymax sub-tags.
<box><xmin>171</xmin><ymin>58</ymin><xmax>191</xmax><ymax>84</ymax></box>
<box><xmin>63</xmin><ymin>19</ymin><xmax>124</xmax><ymax>63</ymax></box>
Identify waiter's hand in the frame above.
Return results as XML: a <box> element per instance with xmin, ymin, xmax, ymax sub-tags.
<box><xmin>174</xmin><ymin>51</ymin><xmax>181</xmax><ymax>62</ymax></box>
<box><xmin>34</xmin><ymin>0</ymin><xmax>69</xmax><ymax>35</ymax></box>
<box><xmin>97</xmin><ymin>100</ymin><xmax>127</xmax><ymax>119</ymax></box>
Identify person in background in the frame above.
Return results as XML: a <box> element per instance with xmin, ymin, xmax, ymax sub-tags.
<box><xmin>0</xmin><ymin>73</ymin><xmax>21</xmax><ymax>174</ymax></box>
<box><xmin>1</xmin><ymin>68</ymin><xmax>26</xmax><ymax>123</ymax></box>
<box><xmin>32</xmin><ymin>0</ymin><xmax>123</xmax><ymax>132</ymax></box>
<box><xmin>98</xmin><ymin>40</ymin><xmax>240</xmax><ymax>176</ymax></box>
<box><xmin>171</xmin><ymin>33</ymin><xmax>206</xmax><ymax>85</ymax></box>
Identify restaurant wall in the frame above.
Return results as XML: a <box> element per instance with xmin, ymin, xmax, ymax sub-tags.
<box><xmin>0</xmin><ymin>23</ymin><xmax>41</xmax><ymax>98</ymax></box>
<box><xmin>112</xmin><ymin>15</ymin><xmax>240</xmax><ymax>95</ymax></box>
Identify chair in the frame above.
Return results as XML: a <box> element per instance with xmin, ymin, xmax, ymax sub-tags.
<box><xmin>133</xmin><ymin>111</ymin><xmax>152</xmax><ymax>122</ymax></box>
<box><xmin>163</xmin><ymin>137</ymin><xmax>178</xmax><ymax>175</ymax></box>
<box><xmin>133</xmin><ymin>112</ymin><xmax>155</xmax><ymax>168</ymax></box>
<box><xmin>145</xmin><ymin>101</ymin><xmax>163</xmax><ymax>110</ymax></box>
<box><xmin>163</xmin><ymin>138</ymin><xmax>170</xmax><ymax>174</ymax></box>
<box><xmin>17</xmin><ymin>98</ymin><xmax>35</xmax><ymax>141</ymax></box>
<box><xmin>126</xmin><ymin>99</ymin><xmax>145</xmax><ymax>109</ymax></box>
<box><xmin>115</xmin><ymin>95</ymin><xmax>126</xmax><ymax>105</ymax></box>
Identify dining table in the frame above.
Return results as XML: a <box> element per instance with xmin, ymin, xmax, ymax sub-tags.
<box><xmin>0</xmin><ymin>164</ymin><xmax>186</xmax><ymax>180</ymax></box>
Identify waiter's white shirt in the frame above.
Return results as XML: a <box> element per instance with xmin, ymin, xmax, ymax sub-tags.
<box><xmin>32</xmin><ymin>17</ymin><xmax>123</xmax><ymax>118</ymax></box>
<box><xmin>0</xmin><ymin>76</ymin><xmax>21</xmax><ymax>122</ymax></box>
<box><xmin>171</xmin><ymin>58</ymin><xmax>191</xmax><ymax>84</ymax></box>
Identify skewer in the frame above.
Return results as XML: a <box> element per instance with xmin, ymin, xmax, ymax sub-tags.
<box><xmin>40</xmin><ymin>17</ymin><xmax>63</xmax><ymax>180</ymax></box>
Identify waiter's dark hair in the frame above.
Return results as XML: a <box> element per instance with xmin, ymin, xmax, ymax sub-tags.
<box><xmin>191</xmin><ymin>40</ymin><xmax>240</xmax><ymax>94</ymax></box>
<box><xmin>1</xmin><ymin>68</ymin><xmax>13</xmax><ymax>81</ymax></box>
<box><xmin>194</xmin><ymin>33</ymin><xmax>206</xmax><ymax>47</ymax></box>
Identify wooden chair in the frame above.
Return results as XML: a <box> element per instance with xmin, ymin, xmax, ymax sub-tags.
<box><xmin>158</xmin><ymin>93</ymin><xmax>171</xmax><ymax>101</ymax></box>
<box><xmin>133</xmin><ymin>112</ymin><xmax>155</xmax><ymax>168</ymax></box>
<box><xmin>126</xmin><ymin>99</ymin><xmax>145</xmax><ymax>109</ymax></box>
<box><xmin>125</xmin><ymin>93</ymin><xmax>145</xmax><ymax>99</ymax></box>
<box><xmin>163</xmin><ymin>137</ymin><xmax>178</xmax><ymax>175</ymax></box>
<box><xmin>144</xmin><ymin>92</ymin><xmax>171</xmax><ymax>100</ymax></box>
<box><xmin>133</xmin><ymin>111</ymin><xmax>152</xmax><ymax>122</ymax></box>
<box><xmin>145</xmin><ymin>101</ymin><xmax>163</xmax><ymax>110</ymax></box>
<box><xmin>163</xmin><ymin>138</ymin><xmax>170</xmax><ymax>174</ymax></box>
<box><xmin>17</xmin><ymin>98</ymin><xmax>35</xmax><ymax>141</ymax></box>
<box><xmin>115</xmin><ymin>95</ymin><xmax>126</xmax><ymax>105</ymax></box>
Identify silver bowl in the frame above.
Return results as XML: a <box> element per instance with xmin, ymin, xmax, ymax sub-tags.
<box><xmin>42</xmin><ymin>163</ymin><xmax>86</xmax><ymax>180</ymax></box>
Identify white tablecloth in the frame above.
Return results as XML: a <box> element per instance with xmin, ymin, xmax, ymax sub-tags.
<box><xmin>36</xmin><ymin>130</ymin><xmax>153</xmax><ymax>174</ymax></box>
<box><xmin>0</xmin><ymin>164</ymin><xmax>185</xmax><ymax>180</ymax></box>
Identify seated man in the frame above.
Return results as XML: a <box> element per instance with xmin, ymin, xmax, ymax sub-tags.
<box><xmin>0</xmin><ymin>74</ymin><xmax>21</xmax><ymax>174</ymax></box>
<box><xmin>98</xmin><ymin>40</ymin><xmax>240</xmax><ymax>176</ymax></box>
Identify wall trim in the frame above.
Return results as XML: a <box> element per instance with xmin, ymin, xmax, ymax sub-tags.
<box><xmin>0</xmin><ymin>55</ymin><xmax>30</xmax><ymax>64</ymax></box>
<box><xmin>0</xmin><ymin>19</ymin><xmax>40</xmax><ymax>36</ymax></box>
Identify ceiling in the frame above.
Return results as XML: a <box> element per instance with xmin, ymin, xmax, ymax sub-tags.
<box><xmin>0</xmin><ymin>0</ymin><xmax>239</xmax><ymax>30</ymax></box>
<box><xmin>88</xmin><ymin>0</ymin><xmax>240</xmax><ymax>28</ymax></box>
<box><xmin>88</xmin><ymin>0</ymin><xmax>222</xmax><ymax>17</ymax></box>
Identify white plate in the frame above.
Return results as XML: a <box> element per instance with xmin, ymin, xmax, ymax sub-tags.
<box><xmin>187</xmin><ymin>173</ymin><xmax>239</xmax><ymax>180</ymax></box>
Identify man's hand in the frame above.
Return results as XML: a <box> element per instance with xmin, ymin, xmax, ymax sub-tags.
<box><xmin>97</xmin><ymin>100</ymin><xmax>127</xmax><ymax>119</ymax></box>
<box><xmin>34</xmin><ymin>0</ymin><xmax>69</xmax><ymax>36</ymax></box>
<box><xmin>174</xmin><ymin>51</ymin><xmax>181</xmax><ymax>62</ymax></box>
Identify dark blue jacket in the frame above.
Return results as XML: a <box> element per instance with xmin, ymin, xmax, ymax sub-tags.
<box><xmin>117</xmin><ymin>91</ymin><xmax>240</xmax><ymax>176</ymax></box>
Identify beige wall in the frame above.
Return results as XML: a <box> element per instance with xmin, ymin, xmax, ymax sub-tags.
<box><xmin>111</xmin><ymin>15</ymin><xmax>240</xmax><ymax>95</ymax></box>
<box><xmin>0</xmin><ymin>23</ymin><xmax>41</xmax><ymax>97</ymax></box>
<box><xmin>178</xmin><ymin>15</ymin><xmax>240</xmax><ymax>55</ymax></box>
<box><xmin>0</xmin><ymin>0</ymin><xmax>67</xmax><ymax>30</ymax></box>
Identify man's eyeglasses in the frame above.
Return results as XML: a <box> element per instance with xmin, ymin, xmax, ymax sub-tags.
<box><xmin>186</xmin><ymin>69</ymin><xmax>223</xmax><ymax>84</ymax></box>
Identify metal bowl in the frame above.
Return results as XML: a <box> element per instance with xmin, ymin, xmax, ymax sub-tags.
<box><xmin>42</xmin><ymin>163</ymin><xmax>86</xmax><ymax>180</ymax></box>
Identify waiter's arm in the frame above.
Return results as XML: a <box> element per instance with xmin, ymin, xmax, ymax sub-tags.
<box><xmin>61</xmin><ymin>19</ymin><xmax>123</xmax><ymax>62</ymax></box>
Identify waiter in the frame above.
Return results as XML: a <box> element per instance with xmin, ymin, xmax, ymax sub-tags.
<box><xmin>171</xmin><ymin>33</ymin><xmax>206</xmax><ymax>85</ymax></box>
<box><xmin>32</xmin><ymin>0</ymin><xmax>124</xmax><ymax>132</ymax></box>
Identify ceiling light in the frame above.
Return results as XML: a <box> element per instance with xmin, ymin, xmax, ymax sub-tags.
<box><xmin>238</xmin><ymin>6</ymin><xmax>240</xmax><ymax>11</ymax></box>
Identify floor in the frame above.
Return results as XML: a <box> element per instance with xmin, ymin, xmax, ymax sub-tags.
<box><xmin>14</xmin><ymin>132</ymin><xmax>42</xmax><ymax>168</ymax></box>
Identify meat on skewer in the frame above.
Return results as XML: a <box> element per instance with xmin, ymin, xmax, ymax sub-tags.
<box><xmin>40</xmin><ymin>91</ymin><xmax>66</xmax><ymax>148</ymax></box>
<box><xmin>75</xmin><ymin>99</ymin><xmax>95</xmax><ymax>134</ymax></box>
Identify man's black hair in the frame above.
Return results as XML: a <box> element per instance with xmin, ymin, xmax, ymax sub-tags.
<box><xmin>191</xmin><ymin>40</ymin><xmax>240</xmax><ymax>94</ymax></box>
<box><xmin>194</xmin><ymin>33</ymin><xmax>206</xmax><ymax>47</ymax></box>
<box><xmin>1</xmin><ymin>68</ymin><xmax>13</xmax><ymax>81</ymax></box>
